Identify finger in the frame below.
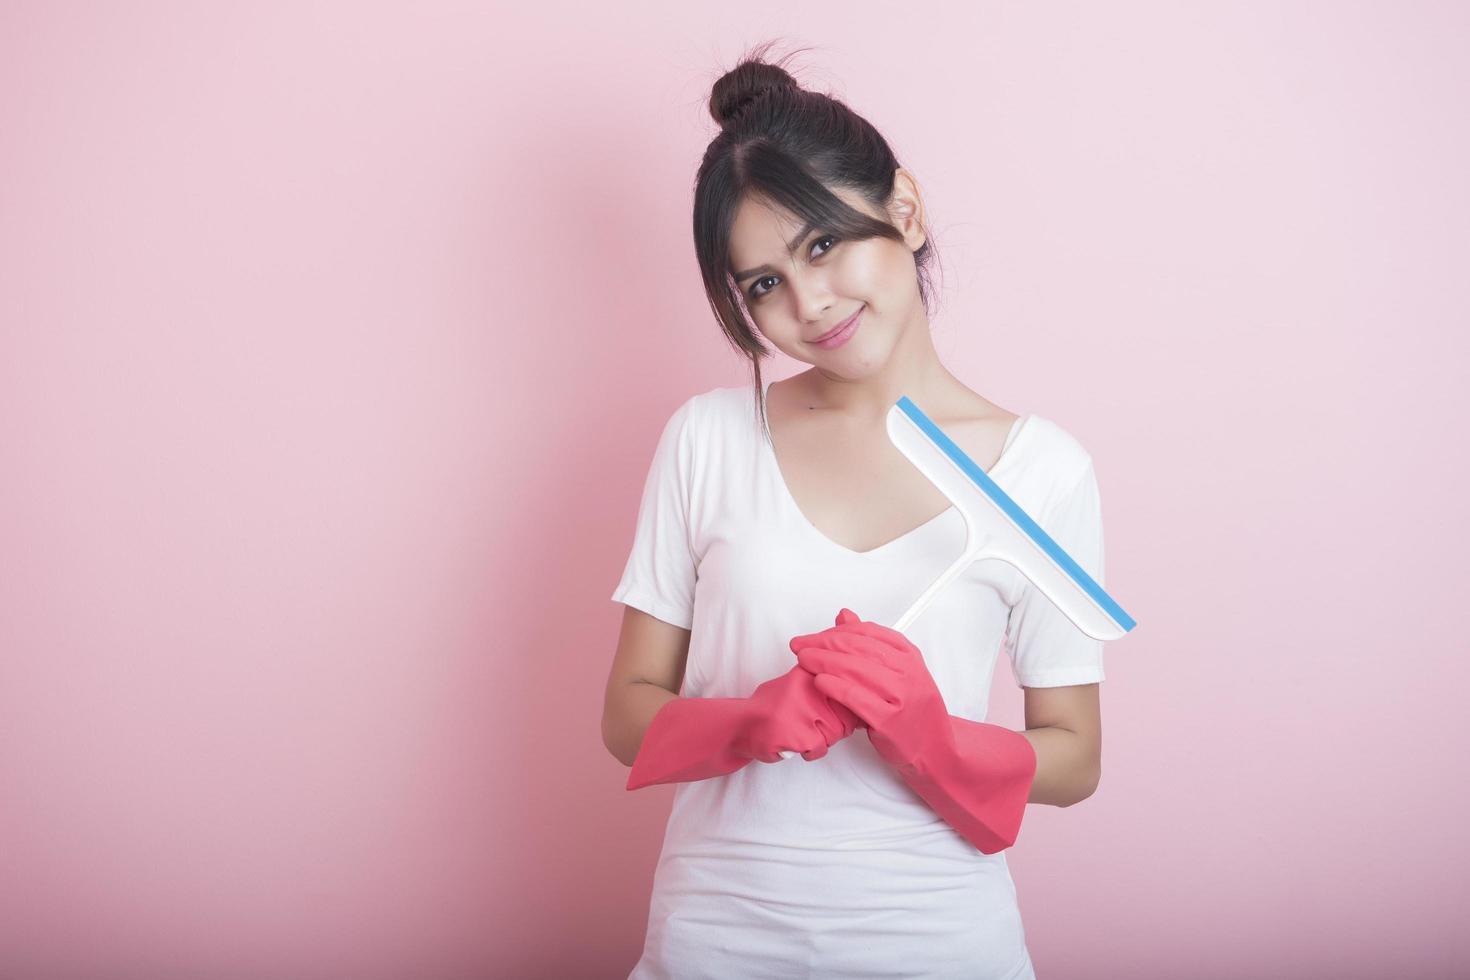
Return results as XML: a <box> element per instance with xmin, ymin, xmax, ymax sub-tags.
<box><xmin>812</xmin><ymin>672</ymin><xmax>887</xmax><ymax>728</ymax></box>
<box><xmin>795</xmin><ymin>646</ymin><xmax>899</xmax><ymax>697</ymax></box>
<box><xmin>788</xmin><ymin>608</ymin><xmax>866</xmax><ymax>654</ymax></box>
<box><xmin>816</xmin><ymin>660</ymin><xmax>894</xmax><ymax>703</ymax></box>
<box><xmin>831</xmin><ymin>618</ymin><xmax>922</xmax><ymax>657</ymax></box>
<box><xmin>788</xmin><ymin>625</ymin><xmax>840</xmax><ymax>652</ymax></box>
<box><xmin>791</xmin><ymin>626</ymin><xmax>894</xmax><ymax>661</ymax></box>
<box><xmin>823</xmin><ymin>700</ymin><xmax>860</xmax><ymax>740</ymax></box>
<box><xmin>826</xmin><ymin>697</ymin><xmax>864</xmax><ymax>732</ymax></box>
<box><xmin>793</xmin><ymin>631</ymin><xmax>904</xmax><ymax>673</ymax></box>
<box><xmin>801</xmin><ymin>719</ymin><xmax>832</xmax><ymax>761</ymax></box>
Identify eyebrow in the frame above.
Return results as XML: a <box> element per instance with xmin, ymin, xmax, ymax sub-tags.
<box><xmin>732</xmin><ymin>221</ymin><xmax>816</xmax><ymax>283</ymax></box>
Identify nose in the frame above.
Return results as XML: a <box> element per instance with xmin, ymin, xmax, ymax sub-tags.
<box><xmin>786</xmin><ymin>269</ymin><xmax>835</xmax><ymax>324</ymax></box>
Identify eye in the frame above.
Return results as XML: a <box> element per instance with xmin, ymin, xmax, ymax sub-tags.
<box><xmin>747</xmin><ymin>234</ymin><xmax>840</xmax><ymax>301</ymax></box>
<box><xmin>748</xmin><ymin>274</ymin><xmax>778</xmax><ymax>301</ymax></box>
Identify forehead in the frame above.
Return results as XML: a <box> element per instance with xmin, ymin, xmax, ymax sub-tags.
<box><xmin>727</xmin><ymin>197</ymin><xmax>803</xmax><ymax>264</ymax></box>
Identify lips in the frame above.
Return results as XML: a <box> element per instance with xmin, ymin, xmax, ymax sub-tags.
<box><xmin>812</xmin><ymin>305</ymin><xmax>863</xmax><ymax>343</ymax></box>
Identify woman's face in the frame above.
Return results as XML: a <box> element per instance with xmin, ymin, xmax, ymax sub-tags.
<box><xmin>726</xmin><ymin>171</ymin><xmax>927</xmax><ymax>374</ymax></box>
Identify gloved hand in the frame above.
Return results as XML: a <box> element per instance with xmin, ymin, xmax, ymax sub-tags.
<box><xmin>626</xmin><ymin>663</ymin><xmax>863</xmax><ymax>790</ymax></box>
<box><xmin>790</xmin><ymin>608</ymin><xmax>1038</xmax><ymax>854</ymax></box>
<box><xmin>742</xmin><ymin>663</ymin><xmax>864</xmax><ymax>763</ymax></box>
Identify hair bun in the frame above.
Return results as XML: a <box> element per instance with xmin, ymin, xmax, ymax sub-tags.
<box><xmin>709</xmin><ymin>59</ymin><xmax>800</xmax><ymax>129</ymax></box>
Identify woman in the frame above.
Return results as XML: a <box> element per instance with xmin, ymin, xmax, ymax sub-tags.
<box><xmin>603</xmin><ymin>42</ymin><xmax>1107</xmax><ymax>980</ymax></box>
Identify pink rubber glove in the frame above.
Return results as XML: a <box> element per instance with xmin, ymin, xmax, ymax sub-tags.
<box><xmin>626</xmin><ymin>663</ymin><xmax>863</xmax><ymax>790</ymax></box>
<box><xmin>790</xmin><ymin>609</ymin><xmax>1038</xmax><ymax>854</ymax></box>
<box><xmin>741</xmin><ymin>662</ymin><xmax>864</xmax><ymax>763</ymax></box>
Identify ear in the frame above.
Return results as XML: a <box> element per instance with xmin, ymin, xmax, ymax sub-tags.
<box><xmin>888</xmin><ymin>167</ymin><xmax>927</xmax><ymax>252</ymax></box>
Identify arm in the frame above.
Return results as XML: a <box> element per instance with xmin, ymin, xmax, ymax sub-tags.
<box><xmin>602</xmin><ymin>607</ymin><xmax>753</xmax><ymax>788</ymax></box>
<box><xmin>601</xmin><ymin>605</ymin><xmax>687</xmax><ymax>767</ymax></box>
<box><xmin>1020</xmin><ymin>682</ymin><xmax>1102</xmax><ymax>807</ymax></box>
<box><xmin>606</xmin><ymin>680</ymin><xmax>680</xmax><ymax>768</ymax></box>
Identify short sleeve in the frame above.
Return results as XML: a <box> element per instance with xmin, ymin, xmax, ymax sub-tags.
<box><xmin>1004</xmin><ymin>462</ymin><xmax>1107</xmax><ymax>688</ymax></box>
<box><xmin>609</xmin><ymin>397</ymin><xmax>700</xmax><ymax>630</ymax></box>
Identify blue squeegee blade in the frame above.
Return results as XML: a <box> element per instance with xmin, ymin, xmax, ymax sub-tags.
<box><xmin>896</xmin><ymin>396</ymin><xmax>1136</xmax><ymax>634</ymax></box>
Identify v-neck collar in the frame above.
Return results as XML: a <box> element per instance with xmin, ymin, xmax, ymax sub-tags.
<box><xmin>757</xmin><ymin>378</ymin><xmax>1033</xmax><ymax>559</ymax></box>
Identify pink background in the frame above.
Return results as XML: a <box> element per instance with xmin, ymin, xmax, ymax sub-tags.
<box><xmin>3</xmin><ymin>3</ymin><xmax>1466</xmax><ymax>978</ymax></box>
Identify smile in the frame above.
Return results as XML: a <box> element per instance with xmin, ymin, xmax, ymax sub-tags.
<box><xmin>811</xmin><ymin>305</ymin><xmax>863</xmax><ymax>349</ymax></box>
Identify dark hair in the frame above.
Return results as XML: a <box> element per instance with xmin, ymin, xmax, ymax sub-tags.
<box><xmin>693</xmin><ymin>40</ymin><xmax>942</xmax><ymax>442</ymax></box>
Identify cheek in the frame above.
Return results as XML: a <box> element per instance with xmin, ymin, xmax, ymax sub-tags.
<box><xmin>834</xmin><ymin>243</ymin><xmax>904</xmax><ymax>299</ymax></box>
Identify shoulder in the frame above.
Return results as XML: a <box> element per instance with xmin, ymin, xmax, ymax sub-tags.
<box><xmin>669</xmin><ymin>384</ymin><xmax>747</xmax><ymax>415</ymax></box>
<box><xmin>1020</xmin><ymin>414</ymin><xmax>1098</xmax><ymax>498</ymax></box>
<box><xmin>680</xmin><ymin>383</ymin><xmax>763</xmax><ymax>430</ymax></box>
<box><xmin>652</xmin><ymin>385</ymin><xmax>748</xmax><ymax>451</ymax></box>
<box><xmin>658</xmin><ymin>386</ymin><xmax>724</xmax><ymax>431</ymax></box>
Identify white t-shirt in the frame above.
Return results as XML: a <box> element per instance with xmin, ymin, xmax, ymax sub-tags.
<box><xmin>612</xmin><ymin>380</ymin><xmax>1107</xmax><ymax>980</ymax></box>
